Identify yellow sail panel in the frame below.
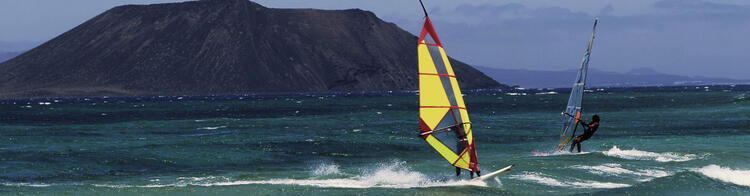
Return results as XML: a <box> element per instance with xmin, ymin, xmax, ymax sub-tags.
<box><xmin>457</xmin><ymin>150</ymin><xmax>472</xmax><ymax>167</ymax></box>
<box><xmin>464</xmin><ymin>123</ymin><xmax>473</xmax><ymax>144</ymax></box>
<box><xmin>418</xmin><ymin>75</ymin><xmax>450</xmax><ymax>107</ymax></box>
<box><xmin>454</xmin><ymin>155</ymin><xmax>470</xmax><ymax>169</ymax></box>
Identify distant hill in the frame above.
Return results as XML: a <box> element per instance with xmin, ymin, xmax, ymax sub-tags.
<box><xmin>0</xmin><ymin>0</ymin><xmax>504</xmax><ymax>98</ymax></box>
<box><xmin>476</xmin><ymin>66</ymin><xmax>750</xmax><ymax>88</ymax></box>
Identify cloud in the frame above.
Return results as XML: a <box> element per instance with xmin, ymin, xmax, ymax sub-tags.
<box><xmin>654</xmin><ymin>0</ymin><xmax>748</xmax><ymax>13</ymax></box>
<box><xmin>404</xmin><ymin>1</ymin><xmax>750</xmax><ymax>79</ymax></box>
<box><xmin>600</xmin><ymin>4</ymin><xmax>615</xmax><ymax>16</ymax></box>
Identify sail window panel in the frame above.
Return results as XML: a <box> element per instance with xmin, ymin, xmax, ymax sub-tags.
<box><xmin>437</xmin><ymin>47</ymin><xmax>456</xmax><ymax>76</ymax></box>
<box><xmin>431</xmin><ymin>122</ymin><xmax>464</xmax><ymax>154</ymax></box>
<box><xmin>434</xmin><ymin>111</ymin><xmax>459</xmax><ymax>131</ymax></box>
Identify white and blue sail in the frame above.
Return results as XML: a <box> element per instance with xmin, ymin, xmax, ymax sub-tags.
<box><xmin>558</xmin><ymin>18</ymin><xmax>598</xmax><ymax>151</ymax></box>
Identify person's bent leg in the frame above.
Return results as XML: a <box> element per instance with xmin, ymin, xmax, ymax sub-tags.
<box><xmin>576</xmin><ymin>142</ymin><xmax>582</xmax><ymax>153</ymax></box>
<box><xmin>456</xmin><ymin>167</ymin><xmax>460</xmax><ymax>176</ymax></box>
<box><xmin>569</xmin><ymin>138</ymin><xmax>580</xmax><ymax>152</ymax></box>
<box><xmin>569</xmin><ymin>140</ymin><xmax>576</xmax><ymax>152</ymax></box>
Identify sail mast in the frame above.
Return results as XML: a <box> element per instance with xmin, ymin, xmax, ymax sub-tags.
<box><xmin>418</xmin><ymin>0</ymin><xmax>428</xmax><ymax>17</ymax></box>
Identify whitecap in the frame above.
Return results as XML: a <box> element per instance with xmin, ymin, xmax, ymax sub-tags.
<box><xmin>0</xmin><ymin>182</ymin><xmax>53</xmax><ymax>187</ymax></box>
<box><xmin>196</xmin><ymin>125</ymin><xmax>227</xmax><ymax>130</ymax></box>
<box><xmin>572</xmin><ymin>163</ymin><xmax>671</xmax><ymax>181</ymax></box>
<box><xmin>94</xmin><ymin>161</ymin><xmax>486</xmax><ymax>189</ymax></box>
<box><xmin>312</xmin><ymin>163</ymin><xmax>341</xmax><ymax>176</ymax></box>
<box><xmin>532</xmin><ymin>150</ymin><xmax>591</xmax><ymax>157</ymax></box>
<box><xmin>696</xmin><ymin>164</ymin><xmax>750</xmax><ymax>187</ymax></box>
<box><xmin>509</xmin><ymin>172</ymin><xmax>629</xmax><ymax>189</ymax></box>
<box><xmin>602</xmin><ymin>146</ymin><xmax>696</xmax><ymax>162</ymax></box>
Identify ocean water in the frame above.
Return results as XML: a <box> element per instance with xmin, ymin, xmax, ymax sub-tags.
<box><xmin>0</xmin><ymin>86</ymin><xmax>749</xmax><ymax>195</ymax></box>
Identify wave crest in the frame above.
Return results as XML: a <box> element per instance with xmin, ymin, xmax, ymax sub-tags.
<box><xmin>697</xmin><ymin>164</ymin><xmax>750</xmax><ymax>187</ymax></box>
<box><xmin>572</xmin><ymin>163</ymin><xmax>671</xmax><ymax>182</ymax></box>
<box><xmin>602</xmin><ymin>146</ymin><xmax>697</xmax><ymax>162</ymax></box>
<box><xmin>96</xmin><ymin>161</ymin><xmax>487</xmax><ymax>189</ymax></box>
<box><xmin>509</xmin><ymin>172</ymin><xmax>629</xmax><ymax>189</ymax></box>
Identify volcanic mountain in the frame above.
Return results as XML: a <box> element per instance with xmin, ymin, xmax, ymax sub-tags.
<box><xmin>0</xmin><ymin>0</ymin><xmax>504</xmax><ymax>98</ymax></box>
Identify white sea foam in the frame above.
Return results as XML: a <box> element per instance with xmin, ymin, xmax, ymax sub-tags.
<box><xmin>312</xmin><ymin>163</ymin><xmax>341</xmax><ymax>176</ymax></box>
<box><xmin>697</xmin><ymin>164</ymin><xmax>750</xmax><ymax>187</ymax></box>
<box><xmin>572</xmin><ymin>163</ymin><xmax>671</xmax><ymax>182</ymax></box>
<box><xmin>0</xmin><ymin>182</ymin><xmax>53</xmax><ymax>187</ymax></box>
<box><xmin>532</xmin><ymin>150</ymin><xmax>591</xmax><ymax>157</ymax></box>
<box><xmin>94</xmin><ymin>161</ymin><xmax>486</xmax><ymax>189</ymax></box>
<box><xmin>509</xmin><ymin>172</ymin><xmax>629</xmax><ymax>189</ymax></box>
<box><xmin>602</xmin><ymin>146</ymin><xmax>696</xmax><ymax>162</ymax></box>
<box><xmin>197</xmin><ymin>125</ymin><xmax>227</xmax><ymax>130</ymax></box>
<box><xmin>93</xmin><ymin>184</ymin><xmax>174</xmax><ymax>188</ymax></box>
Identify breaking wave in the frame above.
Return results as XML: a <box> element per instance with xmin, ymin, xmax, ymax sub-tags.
<box><xmin>94</xmin><ymin>161</ymin><xmax>486</xmax><ymax>189</ymax></box>
<box><xmin>311</xmin><ymin>163</ymin><xmax>341</xmax><ymax>176</ymax></box>
<box><xmin>509</xmin><ymin>172</ymin><xmax>629</xmax><ymax>189</ymax></box>
<box><xmin>572</xmin><ymin>163</ymin><xmax>671</xmax><ymax>181</ymax></box>
<box><xmin>197</xmin><ymin>125</ymin><xmax>227</xmax><ymax>130</ymax></box>
<box><xmin>696</xmin><ymin>164</ymin><xmax>750</xmax><ymax>187</ymax></box>
<box><xmin>602</xmin><ymin>146</ymin><xmax>697</xmax><ymax>162</ymax></box>
<box><xmin>531</xmin><ymin>150</ymin><xmax>592</xmax><ymax>157</ymax></box>
<box><xmin>0</xmin><ymin>182</ymin><xmax>53</xmax><ymax>187</ymax></box>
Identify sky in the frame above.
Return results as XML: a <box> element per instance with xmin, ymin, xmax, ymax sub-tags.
<box><xmin>0</xmin><ymin>0</ymin><xmax>748</xmax><ymax>79</ymax></box>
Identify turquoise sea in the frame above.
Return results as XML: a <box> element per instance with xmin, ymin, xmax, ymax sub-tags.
<box><xmin>1</xmin><ymin>85</ymin><xmax>749</xmax><ymax>195</ymax></box>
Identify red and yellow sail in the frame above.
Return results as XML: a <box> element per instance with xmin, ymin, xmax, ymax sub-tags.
<box><xmin>417</xmin><ymin>16</ymin><xmax>479</xmax><ymax>172</ymax></box>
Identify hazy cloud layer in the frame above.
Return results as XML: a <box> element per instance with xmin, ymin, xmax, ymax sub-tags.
<box><xmin>416</xmin><ymin>0</ymin><xmax>750</xmax><ymax>79</ymax></box>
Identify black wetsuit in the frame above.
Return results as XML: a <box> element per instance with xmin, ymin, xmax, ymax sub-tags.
<box><xmin>570</xmin><ymin>121</ymin><xmax>599</xmax><ymax>152</ymax></box>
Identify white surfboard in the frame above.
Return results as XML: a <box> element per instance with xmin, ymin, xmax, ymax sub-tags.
<box><xmin>473</xmin><ymin>164</ymin><xmax>514</xmax><ymax>181</ymax></box>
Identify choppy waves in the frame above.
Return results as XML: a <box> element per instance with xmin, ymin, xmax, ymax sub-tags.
<box><xmin>572</xmin><ymin>163</ymin><xmax>671</xmax><ymax>182</ymax></box>
<box><xmin>85</xmin><ymin>161</ymin><xmax>486</xmax><ymax>189</ymax></box>
<box><xmin>509</xmin><ymin>172</ymin><xmax>629</xmax><ymax>189</ymax></box>
<box><xmin>696</xmin><ymin>165</ymin><xmax>750</xmax><ymax>187</ymax></box>
<box><xmin>233</xmin><ymin>162</ymin><xmax>486</xmax><ymax>188</ymax></box>
<box><xmin>602</xmin><ymin>146</ymin><xmax>698</xmax><ymax>162</ymax></box>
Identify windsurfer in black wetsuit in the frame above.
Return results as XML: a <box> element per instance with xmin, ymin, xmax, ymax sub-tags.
<box><xmin>569</xmin><ymin>115</ymin><xmax>599</xmax><ymax>153</ymax></box>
